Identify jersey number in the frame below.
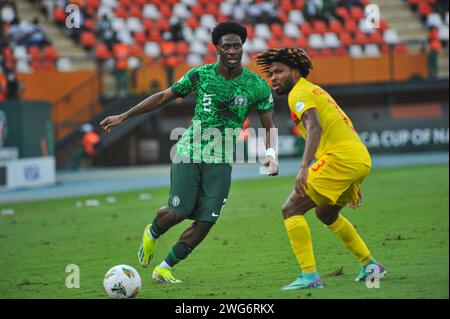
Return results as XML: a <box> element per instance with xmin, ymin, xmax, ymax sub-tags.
<box><xmin>202</xmin><ymin>94</ymin><xmax>213</xmax><ymax>112</ymax></box>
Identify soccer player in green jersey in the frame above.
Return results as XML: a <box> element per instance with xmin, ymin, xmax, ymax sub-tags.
<box><xmin>100</xmin><ymin>22</ymin><xmax>278</xmax><ymax>283</ymax></box>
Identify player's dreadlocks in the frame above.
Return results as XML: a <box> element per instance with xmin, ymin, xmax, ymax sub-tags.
<box><xmin>255</xmin><ymin>48</ymin><xmax>313</xmax><ymax>78</ymax></box>
<box><xmin>211</xmin><ymin>21</ymin><xmax>247</xmax><ymax>46</ymax></box>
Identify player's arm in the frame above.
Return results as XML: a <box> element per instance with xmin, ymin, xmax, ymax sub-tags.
<box><xmin>295</xmin><ymin>108</ymin><xmax>322</xmax><ymax>196</ymax></box>
<box><xmin>259</xmin><ymin>110</ymin><xmax>278</xmax><ymax>176</ymax></box>
<box><xmin>100</xmin><ymin>88</ymin><xmax>177</xmax><ymax>133</ymax></box>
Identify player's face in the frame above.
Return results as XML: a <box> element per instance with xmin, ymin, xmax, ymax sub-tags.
<box><xmin>268</xmin><ymin>62</ymin><xmax>295</xmax><ymax>95</ymax></box>
<box><xmin>217</xmin><ymin>34</ymin><xmax>243</xmax><ymax>69</ymax></box>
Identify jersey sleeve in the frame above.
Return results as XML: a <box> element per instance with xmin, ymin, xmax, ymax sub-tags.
<box><xmin>288</xmin><ymin>90</ymin><xmax>316</xmax><ymax>122</ymax></box>
<box><xmin>170</xmin><ymin>67</ymin><xmax>199</xmax><ymax>98</ymax></box>
<box><xmin>255</xmin><ymin>79</ymin><xmax>274</xmax><ymax>114</ymax></box>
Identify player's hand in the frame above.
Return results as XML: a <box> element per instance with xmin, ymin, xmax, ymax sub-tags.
<box><xmin>295</xmin><ymin>167</ymin><xmax>308</xmax><ymax>197</ymax></box>
<box><xmin>348</xmin><ymin>189</ymin><xmax>363</xmax><ymax>209</ymax></box>
<box><xmin>100</xmin><ymin>115</ymin><xmax>124</xmax><ymax>133</ymax></box>
<box><xmin>263</xmin><ymin>156</ymin><xmax>278</xmax><ymax>176</ymax></box>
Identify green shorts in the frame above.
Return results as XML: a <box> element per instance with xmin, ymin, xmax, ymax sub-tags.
<box><xmin>168</xmin><ymin>162</ymin><xmax>232</xmax><ymax>223</ymax></box>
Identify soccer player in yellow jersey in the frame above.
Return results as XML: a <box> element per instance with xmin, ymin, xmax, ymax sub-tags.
<box><xmin>256</xmin><ymin>48</ymin><xmax>385</xmax><ymax>290</ymax></box>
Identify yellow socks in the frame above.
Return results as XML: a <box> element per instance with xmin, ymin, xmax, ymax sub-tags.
<box><xmin>327</xmin><ymin>215</ymin><xmax>372</xmax><ymax>265</ymax></box>
<box><xmin>284</xmin><ymin>215</ymin><xmax>316</xmax><ymax>273</ymax></box>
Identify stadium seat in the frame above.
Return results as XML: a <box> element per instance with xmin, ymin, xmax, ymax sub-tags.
<box><xmin>95</xmin><ymin>43</ymin><xmax>111</xmax><ymax>60</ymax></box>
<box><xmin>349</xmin><ymin>45</ymin><xmax>364</xmax><ymax>57</ymax></box>
<box><xmin>219</xmin><ymin>2</ymin><xmax>233</xmax><ymax>16</ymax></box>
<box><xmin>255</xmin><ymin>24</ymin><xmax>271</xmax><ymax>39</ymax></box>
<box><xmin>144</xmin><ymin>42</ymin><xmax>161</xmax><ymax>57</ymax></box>
<box><xmin>143</xmin><ymin>4</ymin><xmax>160</xmax><ymax>20</ymax></box>
<box><xmin>81</xmin><ymin>31</ymin><xmax>96</xmax><ymax>49</ymax></box>
<box><xmin>126</xmin><ymin>17</ymin><xmax>144</xmax><ymax>33</ymax></box>
<box><xmin>187</xmin><ymin>53</ymin><xmax>203</xmax><ymax>66</ymax></box>
<box><xmin>251</xmin><ymin>37</ymin><xmax>268</xmax><ymax>52</ymax></box>
<box><xmin>176</xmin><ymin>42</ymin><xmax>190</xmax><ymax>56</ymax></box>
<box><xmin>335</xmin><ymin>7</ymin><xmax>350</xmax><ymax>21</ymax></box>
<box><xmin>340</xmin><ymin>32</ymin><xmax>353</xmax><ymax>47</ymax></box>
<box><xmin>190</xmin><ymin>40</ymin><xmax>207</xmax><ymax>55</ymax></box>
<box><xmin>173</xmin><ymin>3</ymin><xmax>190</xmax><ymax>19</ymax></box>
<box><xmin>369</xmin><ymin>31</ymin><xmax>384</xmax><ymax>45</ymax></box>
<box><xmin>309</xmin><ymin>34</ymin><xmax>324</xmax><ymax>49</ymax></box>
<box><xmin>280</xmin><ymin>37</ymin><xmax>296</xmax><ymax>48</ymax></box>
<box><xmin>161</xmin><ymin>41</ymin><xmax>176</xmax><ymax>55</ymax></box>
<box><xmin>394</xmin><ymin>43</ymin><xmax>408</xmax><ymax>54</ymax></box>
<box><xmin>13</xmin><ymin>46</ymin><xmax>29</xmax><ymax>61</ymax></box>
<box><xmin>300</xmin><ymin>23</ymin><xmax>313</xmax><ymax>37</ymax></box>
<box><xmin>288</xmin><ymin>10</ymin><xmax>305</xmax><ymax>25</ymax></box>
<box><xmin>334</xmin><ymin>47</ymin><xmax>349</xmax><ymax>57</ymax></box>
<box><xmin>16</xmin><ymin>59</ymin><xmax>31</xmax><ymax>73</ymax></box>
<box><xmin>329</xmin><ymin>19</ymin><xmax>343</xmax><ymax>34</ymax></box>
<box><xmin>320</xmin><ymin>48</ymin><xmax>333</xmax><ymax>57</ymax></box>
<box><xmin>324</xmin><ymin>33</ymin><xmax>341</xmax><ymax>48</ymax></box>
<box><xmin>57</xmin><ymin>57</ymin><xmax>74</xmax><ymax>71</ymax></box>
<box><xmin>345</xmin><ymin>19</ymin><xmax>358</xmax><ymax>34</ymax></box>
<box><xmin>271</xmin><ymin>24</ymin><xmax>284</xmax><ymax>39</ymax></box>
<box><xmin>129</xmin><ymin>44</ymin><xmax>144</xmax><ymax>57</ymax></box>
<box><xmin>267</xmin><ymin>38</ymin><xmax>282</xmax><ymax>49</ymax></box>
<box><xmin>28</xmin><ymin>46</ymin><xmax>41</xmax><ymax>59</ymax></box>
<box><xmin>312</xmin><ymin>20</ymin><xmax>328</xmax><ymax>35</ymax></box>
<box><xmin>350</xmin><ymin>7</ymin><xmax>365</xmax><ymax>20</ymax></box>
<box><xmin>200</xmin><ymin>14</ymin><xmax>217</xmax><ymax>30</ymax></box>
<box><xmin>365</xmin><ymin>44</ymin><xmax>381</xmax><ymax>57</ymax></box>
<box><xmin>284</xmin><ymin>23</ymin><xmax>300</xmax><ymax>38</ymax></box>
<box><xmin>295</xmin><ymin>37</ymin><xmax>308</xmax><ymax>49</ymax></box>
<box><xmin>427</xmin><ymin>12</ymin><xmax>443</xmax><ymax>27</ymax></box>
<box><xmin>384</xmin><ymin>29</ymin><xmax>400</xmax><ymax>45</ymax></box>
<box><xmin>112</xmin><ymin>18</ymin><xmax>126</xmax><ymax>32</ymax></box>
<box><xmin>117</xmin><ymin>30</ymin><xmax>134</xmax><ymax>45</ymax></box>
<box><xmin>355</xmin><ymin>32</ymin><xmax>370</xmax><ymax>45</ymax></box>
<box><xmin>194</xmin><ymin>27</ymin><xmax>211</xmax><ymax>43</ymax></box>
<box><xmin>438</xmin><ymin>26</ymin><xmax>449</xmax><ymax>42</ymax></box>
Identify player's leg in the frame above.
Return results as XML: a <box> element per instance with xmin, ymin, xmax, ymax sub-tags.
<box><xmin>152</xmin><ymin>221</ymin><xmax>214</xmax><ymax>283</ymax></box>
<box><xmin>138</xmin><ymin>163</ymin><xmax>200</xmax><ymax>267</ymax></box>
<box><xmin>316</xmin><ymin>201</ymin><xmax>385</xmax><ymax>282</ymax></box>
<box><xmin>281</xmin><ymin>190</ymin><xmax>323</xmax><ymax>290</ymax></box>
<box><xmin>153</xmin><ymin>163</ymin><xmax>231</xmax><ymax>283</ymax></box>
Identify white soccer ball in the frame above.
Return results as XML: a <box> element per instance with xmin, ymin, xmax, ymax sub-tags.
<box><xmin>103</xmin><ymin>265</ymin><xmax>142</xmax><ymax>299</ymax></box>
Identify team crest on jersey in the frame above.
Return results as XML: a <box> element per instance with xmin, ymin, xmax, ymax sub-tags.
<box><xmin>295</xmin><ymin>101</ymin><xmax>305</xmax><ymax>112</ymax></box>
<box><xmin>234</xmin><ymin>95</ymin><xmax>247</xmax><ymax>108</ymax></box>
<box><xmin>172</xmin><ymin>195</ymin><xmax>180</xmax><ymax>207</ymax></box>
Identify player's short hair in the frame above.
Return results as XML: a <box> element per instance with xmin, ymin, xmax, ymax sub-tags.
<box><xmin>255</xmin><ymin>48</ymin><xmax>313</xmax><ymax>77</ymax></box>
<box><xmin>211</xmin><ymin>21</ymin><xmax>247</xmax><ymax>46</ymax></box>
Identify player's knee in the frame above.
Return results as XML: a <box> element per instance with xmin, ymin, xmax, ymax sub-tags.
<box><xmin>315</xmin><ymin>209</ymin><xmax>338</xmax><ymax>226</ymax></box>
<box><xmin>281</xmin><ymin>204</ymin><xmax>295</xmax><ymax>219</ymax></box>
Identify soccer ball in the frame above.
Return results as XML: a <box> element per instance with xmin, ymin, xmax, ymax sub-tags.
<box><xmin>103</xmin><ymin>265</ymin><xmax>141</xmax><ymax>299</ymax></box>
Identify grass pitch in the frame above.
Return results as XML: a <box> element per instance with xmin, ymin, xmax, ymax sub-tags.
<box><xmin>0</xmin><ymin>164</ymin><xmax>448</xmax><ymax>299</ymax></box>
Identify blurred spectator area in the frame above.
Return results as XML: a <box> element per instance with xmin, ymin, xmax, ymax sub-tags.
<box><xmin>1</xmin><ymin>0</ymin><xmax>448</xmax><ymax>145</ymax></box>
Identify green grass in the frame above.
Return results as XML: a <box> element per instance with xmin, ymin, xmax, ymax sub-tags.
<box><xmin>0</xmin><ymin>164</ymin><xmax>448</xmax><ymax>299</ymax></box>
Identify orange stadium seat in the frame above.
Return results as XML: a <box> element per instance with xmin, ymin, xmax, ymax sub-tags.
<box><xmin>312</xmin><ymin>20</ymin><xmax>328</xmax><ymax>34</ymax></box>
<box><xmin>271</xmin><ymin>24</ymin><xmax>284</xmax><ymax>38</ymax></box>
<box><xmin>300</xmin><ymin>23</ymin><xmax>313</xmax><ymax>37</ymax></box>
<box><xmin>369</xmin><ymin>31</ymin><xmax>384</xmax><ymax>45</ymax></box>
<box><xmin>340</xmin><ymin>32</ymin><xmax>353</xmax><ymax>47</ymax></box>
<box><xmin>81</xmin><ymin>31</ymin><xmax>96</xmax><ymax>49</ymax></box>
<box><xmin>329</xmin><ymin>20</ymin><xmax>343</xmax><ymax>34</ymax></box>
<box><xmin>95</xmin><ymin>43</ymin><xmax>111</xmax><ymax>60</ymax></box>
<box><xmin>350</xmin><ymin>7</ymin><xmax>365</xmax><ymax>20</ymax></box>
<box><xmin>355</xmin><ymin>32</ymin><xmax>370</xmax><ymax>45</ymax></box>
<box><xmin>344</xmin><ymin>19</ymin><xmax>358</xmax><ymax>34</ymax></box>
<box><xmin>295</xmin><ymin>37</ymin><xmax>308</xmax><ymax>49</ymax></box>
<box><xmin>335</xmin><ymin>7</ymin><xmax>350</xmax><ymax>20</ymax></box>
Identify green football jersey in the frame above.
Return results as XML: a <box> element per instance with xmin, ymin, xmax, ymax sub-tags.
<box><xmin>171</xmin><ymin>63</ymin><xmax>274</xmax><ymax>164</ymax></box>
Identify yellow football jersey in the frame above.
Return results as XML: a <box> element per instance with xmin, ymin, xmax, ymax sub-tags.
<box><xmin>288</xmin><ymin>77</ymin><xmax>365</xmax><ymax>160</ymax></box>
